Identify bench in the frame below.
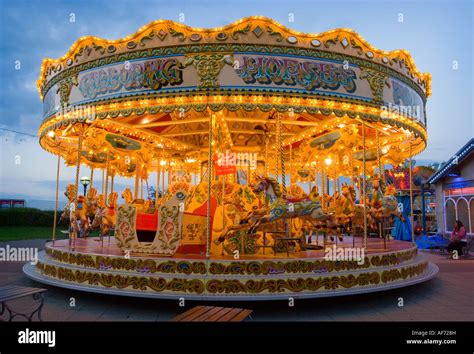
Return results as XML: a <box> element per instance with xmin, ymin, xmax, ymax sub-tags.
<box><xmin>462</xmin><ymin>236</ymin><xmax>473</xmax><ymax>258</ymax></box>
<box><xmin>0</xmin><ymin>285</ymin><xmax>47</xmax><ymax>322</ymax></box>
<box><xmin>171</xmin><ymin>306</ymin><xmax>253</xmax><ymax>322</ymax></box>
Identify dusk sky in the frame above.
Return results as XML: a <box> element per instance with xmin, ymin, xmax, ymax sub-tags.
<box><xmin>0</xmin><ymin>0</ymin><xmax>473</xmax><ymax>207</ymax></box>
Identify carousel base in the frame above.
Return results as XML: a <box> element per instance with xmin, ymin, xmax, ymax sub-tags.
<box><xmin>23</xmin><ymin>237</ymin><xmax>438</xmax><ymax>301</ymax></box>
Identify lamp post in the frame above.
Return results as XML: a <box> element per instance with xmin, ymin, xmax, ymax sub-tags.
<box><xmin>421</xmin><ymin>182</ymin><xmax>429</xmax><ymax>236</ymax></box>
<box><xmin>80</xmin><ymin>176</ymin><xmax>90</xmax><ymax>196</ymax></box>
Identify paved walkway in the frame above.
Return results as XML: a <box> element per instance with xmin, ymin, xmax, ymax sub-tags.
<box><xmin>1</xmin><ymin>239</ymin><xmax>472</xmax><ymax>321</ymax></box>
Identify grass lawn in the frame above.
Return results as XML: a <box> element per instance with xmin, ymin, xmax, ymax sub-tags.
<box><xmin>0</xmin><ymin>226</ymin><xmax>70</xmax><ymax>242</ymax></box>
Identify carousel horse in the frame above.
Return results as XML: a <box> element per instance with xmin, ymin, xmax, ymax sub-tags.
<box><xmin>309</xmin><ymin>185</ymin><xmax>320</xmax><ymax>200</ymax></box>
<box><xmin>340</xmin><ymin>183</ymin><xmax>367</xmax><ymax>234</ymax></box>
<box><xmin>75</xmin><ymin>195</ymin><xmax>91</xmax><ymax>238</ymax></box>
<box><xmin>332</xmin><ymin>191</ymin><xmax>349</xmax><ymax>226</ymax></box>
<box><xmin>340</xmin><ymin>181</ymin><xmax>403</xmax><ymax>237</ymax></box>
<box><xmin>143</xmin><ymin>199</ymin><xmax>153</xmax><ymax>212</ymax></box>
<box><xmin>320</xmin><ymin>193</ymin><xmax>334</xmax><ymax>212</ymax></box>
<box><xmin>338</xmin><ymin>185</ymin><xmax>356</xmax><ymax>219</ymax></box>
<box><xmin>59</xmin><ymin>184</ymin><xmax>81</xmax><ymax>239</ymax></box>
<box><xmin>86</xmin><ymin>187</ymin><xmax>98</xmax><ymax>222</ymax></box>
<box><xmin>91</xmin><ymin>194</ymin><xmax>106</xmax><ymax>237</ymax></box>
<box><xmin>91</xmin><ymin>192</ymin><xmax>118</xmax><ymax>238</ymax></box>
<box><xmin>249</xmin><ymin>176</ymin><xmax>342</xmax><ymax>242</ymax></box>
<box><xmin>213</xmin><ymin>196</ymin><xmax>262</xmax><ymax>254</ymax></box>
<box><xmin>121</xmin><ymin>187</ymin><xmax>153</xmax><ymax>212</ymax></box>
<box><xmin>215</xmin><ymin>192</ymin><xmax>268</xmax><ymax>245</ymax></box>
<box><xmin>368</xmin><ymin>175</ymin><xmax>384</xmax><ymax>229</ymax></box>
<box><xmin>59</xmin><ymin>184</ymin><xmax>76</xmax><ymax>224</ymax></box>
<box><xmin>288</xmin><ymin>183</ymin><xmax>306</xmax><ymax>199</ymax></box>
<box><xmin>367</xmin><ymin>175</ymin><xmax>404</xmax><ymax>229</ymax></box>
<box><xmin>379</xmin><ymin>184</ymin><xmax>405</xmax><ymax>222</ymax></box>
<box><xmin>326</xmin><ymin>193</ymin><xmax>338</xmax><ymax>213</ymax></box>
<box><xmin>122</xmin><ymin>188</ymin><xmax>133</xmax><ymax>204</ymax></box>
<box><xmin>104</xmin><ymin>192</ymin><xmax>118</xmax><ymax>236</ymax></box>
<box><xmin>301</xmin><ymin>191</ymin><xmax>336</xmax><ymax>243</ymax></box>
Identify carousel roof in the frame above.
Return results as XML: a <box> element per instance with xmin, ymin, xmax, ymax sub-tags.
<box><xmin>427</xmin><ymin>138</ymin><xmax>474</xmax><ymax>184</ymax></box>
<box><xmin>36</xmin><ymin>16</ymin><xmax>431</xmax><ymax>97</ymax></box>
<box><xmin>36</xmin><ymin>17</ymin><xmax>431</xmax><ymax>178</ymax></box>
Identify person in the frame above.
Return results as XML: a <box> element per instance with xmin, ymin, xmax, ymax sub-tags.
<box><xmin>446</xmin><ymin>220</ymin><xmax>467</xmax><ymax>258</ymax></box>
<box><xmin>413</xmin><ymin>216</ymin><xmax>422</xmax><ymax>236</ymax></box>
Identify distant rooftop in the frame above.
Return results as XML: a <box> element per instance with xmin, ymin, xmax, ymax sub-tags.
<box><xmin>427</xmin><ymin>138</ymin><xmax>474</xmax><ymax>184</ymax></box>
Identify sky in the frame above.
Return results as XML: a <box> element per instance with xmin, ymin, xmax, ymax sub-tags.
<box><xmin>0</xmin><ymin>0</ymin><xmax>473</xmax><ymax>207</ymax></box>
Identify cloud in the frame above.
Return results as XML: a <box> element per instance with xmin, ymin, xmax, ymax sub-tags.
<box><xmin>23</xmin><ymin>79</ymin><xmax>38</xmax><ymax>93</ymax></box>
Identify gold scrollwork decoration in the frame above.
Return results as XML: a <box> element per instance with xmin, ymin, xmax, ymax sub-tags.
<box><xmin>168</xmin><ymin>27</ymin><xmax>186</xmax><ymax>42</ymax></box>
<box><xmin>231</xmin><ymin>24</ymin><xmax>251</xmax><ymax>40</ymax></box>
<box><xmin>360</xmin><ymin>67</ymin><xmax>391</xmax><ymax>101</ymax></box>
<box><xmin>266</xmin><ymin>26</ymin><xmax>283</xmax><ymax>42</ymax></box>
<box><xmin>184</xmin><ymin>54</ymin><xmax>234</xmax><ymax>89</ymax></box>
<box><xmin>56</xmin><ymin>74</ymin><xmax>78</xmax><ymax>107</ymax></box>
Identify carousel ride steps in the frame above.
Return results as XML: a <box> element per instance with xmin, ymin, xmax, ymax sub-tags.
<box><xmin>22</xmin><ymin>240</ymin><xmax>439</xmax><ymax>301</ymax></box>
<box><xmin>30</xmin><ymin>248</ymin><xmax>430</xmax><ymax>280</ymax></box>
<box><xmin>23</xmin><ymin>256</ymin><xmax>438</xmax><ymax>301</ymax></box>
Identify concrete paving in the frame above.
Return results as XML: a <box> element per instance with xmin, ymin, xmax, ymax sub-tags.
<box><xmin>1</xmin><ymin>239</ymin><xmax>473</xmax><ymax>321</ymax></box>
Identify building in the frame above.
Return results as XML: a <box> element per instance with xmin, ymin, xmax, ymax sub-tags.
<box><xmin>0</xmin><ymin>199</ymin><xmax>26</xmax><ymax>208</ymax></box>
<box><xmin>428</xmin><ymin>138</ymin><xmax>474</xmax><ymax>235</ymax></box>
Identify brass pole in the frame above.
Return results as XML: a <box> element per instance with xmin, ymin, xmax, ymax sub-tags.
<box><xmin>206</xmin><ymin>113</ymin><xmax>214</xmax><ymax>258</ymax></box>
<box><xmin>350</xmin><ymin>152</ymin><xmax>355</xmax><ymax>188</ymax></box>
<box><xmin>376</xmin><ymin>129</ymin><xmax>383</xmax><ymax>241</ymax></box>
<box><xmin>314</xmin><ymin>169</ymin><xmax>318</xmax><ymax>195</ymax></box>
<box><xmin>352</xmin><ymin>161</ymin><xmax>356</xmax><ymax>248</ymax></box>
<box><xmin>362</xmin><ymin>123</ymin><xmax>368</xmax><ymax>250</ymax></box>
<box><xmin>156</xmin><ymin>163</ymin><xmax>160</xmax><ymax>208</ymax></box>
<box><xmin>376</xmin><ymin>130</ymin><xmax>382</xmax><ymax>179</ymax></box>
<box><xmin>326</xmin><ymin>167</ymin><xmax>330</xmax><ymax>196</ymax></box>
<box><xmin>161</xmin><ymin>162</ymin><xmax>165</xmax><ymax>203</ymax></box>
<box><xmin>221</xmin><ymin>177</ymin><xmax>225</xmax><ymax>256</ymax></box>
<box><xmin>110</xmin><ymin>173</ymin><xmax>115</xmax><ymax>195</ymax></box>
<box><xmin>90</xmin><ymin>168</ymin><xmax>94</xmax><ymax>189</ymax></box>
<box><xmin>246</xmin><ymin>160</ymin><xmax>250</xmax><ymax>186</ymax></box>
<box><xmin>167</xmin><ymin>163</ymin><xmax>171</xmax><ymax>194</ymax></box>
<box><xmin>322</xmin><ymin>167</ymin><xmax>326</xmax><ymax>200</ymax></box>
<box><xmin>265</xmin><ymin>136</ymin><xmax>269</xmax><ymax>177</ymax></box>
<box><xmin>52</xmin><ymin>154</ymin><xmax>61</xmax><ymax>244</ymax></box>
<box><xmin>104</xmin><ymin>152</ymin><xmax>110</xmax><ymax>201</ymax></box>
<box><xmin>140</xmin><ymin>173</ymin><xmax>143</xmax><ymax>200</ymax></box>
<box><xmin>101</xmin><ymin>168</ymin><xmax>105</xmax><ymax>195</ymax></box>
<box><xmin>316</xmin><ymin>169</ymin><xmax>320</xmax><ymax>195</ymax></box>
<box><xmin>278</xmin><ymin>113</ymin><xmax>286</xmax><ymax>195</ymax></box>
<box><xmin>134</xmin><ymin>163</ymin><xmax>140</xmax><ymax>200</ymax></box>
<box><xmin>73</xmin><ymin>132</ymin><xmax>83</xmax><ymax>242</ymax></box>
<box><xmin>409</xmin><ymin>142</ymin><xmax>415</xmax><ymax>244</ymax></box>
<box><xmin>289</xmin><ymin>143</ymin><xmax>293</xmax><ymax>186</ymax></box>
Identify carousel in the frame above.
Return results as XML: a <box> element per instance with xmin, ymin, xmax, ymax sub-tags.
<box><xmin>24</xmin><ymin>17</ymin><xmax>438</xmax><ymax>300</ymax></box>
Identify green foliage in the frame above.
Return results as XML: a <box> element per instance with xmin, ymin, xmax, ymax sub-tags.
<box><xmin>0</xmin><ymin>226</ymin><xmax>69</xmax><ymax>241</ymax></box>
<box><xmin>0</xmin><ymin>208</ymin><xmax>66</xmax><ymax>227</ymax></box>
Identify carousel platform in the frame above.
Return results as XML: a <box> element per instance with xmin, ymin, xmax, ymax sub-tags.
<box><xmin>23</xmin><ymin>237</ymin><xmax>438</xmax><ymax>301</ymax></box>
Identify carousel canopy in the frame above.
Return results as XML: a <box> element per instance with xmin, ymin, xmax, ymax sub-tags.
<box><xmin>36</xmin><ymin>17</ymin><xmax>431</xmax><ymax>178</ymax></box>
